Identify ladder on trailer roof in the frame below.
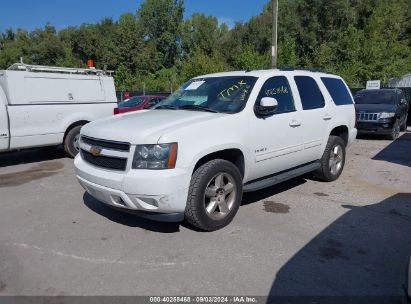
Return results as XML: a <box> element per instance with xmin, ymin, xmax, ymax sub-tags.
<box><xmin>7</xmin><ymin>63</ymin><xmax>114</xmax><ymax>76</ymax></box>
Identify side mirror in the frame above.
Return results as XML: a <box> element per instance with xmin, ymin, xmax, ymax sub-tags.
<box><xmin>256</xmin><ymin>97</ymin><xmax>278</xmax><ymax>117</ymax></box>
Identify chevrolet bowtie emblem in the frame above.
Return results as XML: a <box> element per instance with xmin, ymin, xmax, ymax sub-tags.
<box><xmin>89</xmin><ymin>146</ymin><xmax>102</xmax><ymax>157</ymax></box>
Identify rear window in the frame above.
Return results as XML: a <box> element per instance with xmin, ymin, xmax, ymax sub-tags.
<box><xmin>321</xmin><ymin>77</ymin><xmax>353</xmax><ymax>105</ymax></box>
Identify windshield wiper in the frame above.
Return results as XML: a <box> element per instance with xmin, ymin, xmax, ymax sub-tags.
<box><xmin>178</xmin><ymin>105</ymin><xmax>220</xmax><ymax>113</ymax></box>
<box><xmin>154</xmin><ymin>105</ymin><xmax>178</xmax><ymax>110</ymax></box>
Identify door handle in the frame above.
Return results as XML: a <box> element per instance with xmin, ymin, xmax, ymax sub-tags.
<box><xmin>323</xmin><ymin>114</ymin><xmax>333</xmax><ymax>121</ymax></box>
<box><xmin>289</xmin><ymin>120</ymin><xmax>301</xmax><ymax>127</ymax></box>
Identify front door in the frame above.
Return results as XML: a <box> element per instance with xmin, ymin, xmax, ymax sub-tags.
<box><xmin>250</xmin><ymin>76</ymin><xmax>304</xmax><ymax>180</ymax></box>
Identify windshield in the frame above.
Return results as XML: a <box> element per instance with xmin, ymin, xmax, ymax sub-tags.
<box><xmin>354</xmin><ymin>90</ymin><xmax>397</xmax><ymax>105</ymax></box>
<box><xmin>118</xmin><ymin>97</ymin><xmax>146</xmax><ymax>108</ymax></box>
<box><xmin>154</xmin><ymin>76</ymin><xmax>257</xmax><ymax>113</ymax></box>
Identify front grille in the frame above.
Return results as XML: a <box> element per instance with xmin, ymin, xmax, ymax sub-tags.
<box><xmin>81</xmin><ymin>149</ymin><xmax>127</xmax><ymax>171</ymax></box>
<box><xmin>81</xmin><ymin>136</ymin><xmax>130</xmax><ymax>152</ymax></box>
<box><xmin>357</xmin><ymin>112</ymin><xmax>379</xmax><ymax>121</ymax></box>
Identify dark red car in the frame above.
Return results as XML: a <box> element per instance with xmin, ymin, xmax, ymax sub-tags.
<box><xmin>114</xmin><ymin>95</ymin><xmax>167</xmax><ymax>115</ymax></box>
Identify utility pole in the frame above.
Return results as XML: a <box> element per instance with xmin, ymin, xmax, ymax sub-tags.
<box><xmin>271</xmin><ymin>0</ymin><xmax>279</xmax><ymax>68</ymax></box>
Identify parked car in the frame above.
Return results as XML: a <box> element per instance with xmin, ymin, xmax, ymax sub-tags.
<box><xmin>354</xmin><ymin>89</ymin><xmax>409</xmax><ymax>140</ymax></box>
<box><xmin>74</xmin><ymin>69</ymin><xmax>357</xmax><ymax>231</ymax></box>
<box><xmin>114</xmin><ymin>95</ymin><xmax>167</xmax><ymax>115</ymax></box>
<box><xmin>0</xmin><ymin>63</ymin><xmax>117</xmax><ymax>158</ymax></box>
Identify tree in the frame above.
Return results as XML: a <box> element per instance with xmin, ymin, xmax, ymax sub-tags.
<box><xmin>181</xmin><ymin>13</ymin><xmax>220</xmax><ymax>56</ymax></box>
<box><xmin>137</xmin><ymin>0</ymin><xmax>184</xmax><ymax>68</ymax></box>
<box><xmin>180</xmin><ymin>49</ymin><xmax>228</xmax><ymax>81</ymax></box>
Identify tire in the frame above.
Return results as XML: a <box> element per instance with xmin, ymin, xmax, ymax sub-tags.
<box><xmin>400</xmin><ymin>114</ymin><xmax>408</xmax><ymax>132</ymax></box>
<box><xmin>388</xmin><ymin>119</ymin><xmax>400</xmax><ymax>140</ymax></box>
<box><xmin>185</xmin><ymin>159</ymin><xmax>243</xmax><ymax>231</ymax></box>
<box><xmin>64</xmin><ymin>125</ymin><xmax>82</xmax><ymax>158</ymax></box>
<box><xmin>314</xmin><ymin>136</ymin><xmax>346</xmax><ymax>182</ymax></box>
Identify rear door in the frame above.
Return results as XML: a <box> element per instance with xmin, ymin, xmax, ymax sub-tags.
<box><xmin>293</xmin><ymin>75</ymin><xmax>329</xmax><ymax>163</ymax></box>
<box><xmin>0</xmin><ymin>87</ymin><xmax>10</xmax><ymax>150</ymax></box>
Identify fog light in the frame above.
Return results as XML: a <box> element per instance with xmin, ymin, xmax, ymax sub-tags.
<box><xmin>383</xmin><ymin>124</ymin><xmax>389</xmax><ymax>127</ymax></box>
<box><xmin>138</xmin><ymin>197</ymin><xmax>159</xmax><ymax>208</ymax></box>
<box><xmin>112</xmin><ymin>195</ymin><xmax>126</xmax><ymax>207</ymax></box>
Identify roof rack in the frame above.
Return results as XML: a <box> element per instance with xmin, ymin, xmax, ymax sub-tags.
<box><xmin>278</xmin><ymin>66</ymin><xmax>325</xmax><ymax>73</ymax></box>
<box><xmin>7</xmin><ymin>63</ymin><xmax>114</xmax><ymax>76</ymax></box>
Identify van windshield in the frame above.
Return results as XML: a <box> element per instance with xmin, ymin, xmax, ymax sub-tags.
<box><xmin>154</xmin><ymin>76</ymin><xmax>257</xmax><ymax>114</ymax></box>
<box><xmin>354</xmin><ymin>90</ymin><xmax>397</xmax><ymax>105</ymax></box>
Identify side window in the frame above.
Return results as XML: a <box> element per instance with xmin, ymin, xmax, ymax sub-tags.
<box><xmin>294</xmin><ymin>76</ymin><xmax>325</xmax><ymax>110</ymax></box>
<box><xmin>148</xmin><ymin>98</ymin><xmax>159</xmax><ymax>106</ymax></box>
<box><xmin>256</xmin><ymin>76</ymin><xmax>295</xmax><ymax>114</ymax></box>
<box><xmin>321</xmin><ymin>77</ymin><xmax>353</xmax><ymax>106</ymax></box>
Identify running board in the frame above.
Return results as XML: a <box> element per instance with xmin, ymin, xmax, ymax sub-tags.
<box><xmin>243</xmin><ymin>161</ymin><xmax>321</xmax><ymax>192</ymax></box>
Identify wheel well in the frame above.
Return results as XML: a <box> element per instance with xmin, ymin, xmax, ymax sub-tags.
<box><xmin>64</xmin><ymin>121</ymin><xmax>89</xmax><ymax>140</ymax></box>
<box><xmin>193</xmin><ymin>149</ymin><xmax>245</xmax><ymax>178</ymax></box>
<box><xmin>330</xmin><ymin>126</ymin><xmax>348</xmax><ymax>146</ymax></box>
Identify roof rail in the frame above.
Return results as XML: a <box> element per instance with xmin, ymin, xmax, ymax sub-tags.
<box><xmin>7</xmin><ymin>63</ymin><xmax>114</xmax><ymax>76</ymax></box>
<box><xmin>278</xmin><ymin>66</ymin><xmax>325</xmax><ymax>73</ymax></box>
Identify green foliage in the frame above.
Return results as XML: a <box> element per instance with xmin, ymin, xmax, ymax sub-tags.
<box><xmin>0</xmin><ymin>0</ymin><xmax>410</xmax><ymax>89</ymax></box>
<box><xmin>180</xmin><ymin>49</ymin><xmax>228</xmax><ymax>81</ymax></box>
<box><xmin>231</xmin><ymin>45</ymin><xmax>269</xmax><ymax>70</ymax></box>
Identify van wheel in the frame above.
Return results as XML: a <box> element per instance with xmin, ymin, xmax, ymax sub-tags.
<box><xmin>400</xmin><ymin>114</ymin><xmax>408</xmax><ymax>132</ymax></box>
<box><xmin>64</xmin><ymin>126</ymin><xmax>82</xmax><ymax>158</ymax></box>
<box><xmin>314</xmin><ymin>136</ymin><xmax>346</xmax><ymax>182</ymax></box>
<box><xmin>185</xmin><ymin>159</ymin><xmax>243</xmax><ymax>231</ymax></box>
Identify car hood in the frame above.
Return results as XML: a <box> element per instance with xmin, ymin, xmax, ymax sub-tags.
<box><xmin>81</xmin><ymin>110</ymin><xmax>227</xmax><ymax>144</ymax></box>
<box><xmin>355</xmin><ymin>103</ymin><xmax>396</xmax><ymax>113</ymax></box>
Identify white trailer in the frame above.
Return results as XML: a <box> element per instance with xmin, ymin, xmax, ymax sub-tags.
<box><xmin>0</xmin><ymin>63</ymin><xmax>117</xmax><ymax>157</ymax></box>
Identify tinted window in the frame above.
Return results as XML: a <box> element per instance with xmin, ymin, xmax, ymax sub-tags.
<box><xmin>321</xmin><ymin>77</ymin><xmax>353</xmax><ymax>105</ymax></box>
<box><xmin>148</xmin><ymin>98</ymin><xmax>159</xmax><ymax>106</ymax></box>
<box><xmin>294</xmin><ymin>76</ymin><xmax>325</xmax><ymax>110</ymax></box>
<box><xmin>257</xmin><ymin>76</ymin><xmax>295</xmax><ymax>114</ymax></box>
<box><xmin>354</xmin><ymin>90</ymin><xmax>397</xmax><ymax>105</ymax></box>
<box><xmin>118</xmin><ymin>96</ymin><xmax>145</xmax><ymax>108</ymax></box>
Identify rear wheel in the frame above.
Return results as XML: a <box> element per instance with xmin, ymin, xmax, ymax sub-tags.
<box><xmin>185</xmin><ymin>159</ymin><xmax>243</xmax><ymax>231</ymax></box>
<box><xmin>64</xmin><ymin>126</ymin><xmax>82</xmax><ymax>158</ymax></box>
<box><xmin>388</xmin><ymin>119</ymin><xmax>400</xmax><ymax>140</ymax></box>
<box><xmin>314</xmin><ymin>136</ymin><xmax>346</xmax><ymax>182</ymax></box>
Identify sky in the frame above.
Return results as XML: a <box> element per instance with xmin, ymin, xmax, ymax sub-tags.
<box><xmin>0</xmin><ymin>0</ymin><xmax>268</xmax><ymax>32</ymax></box>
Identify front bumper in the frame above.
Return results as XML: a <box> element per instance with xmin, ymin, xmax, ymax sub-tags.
<box><xmin>74</xmin><ymin>155</ymin><xmax>190</xmax><ymax>215</ymax></box>
<box><xmin>356</xmin><ymin>120</ymin><xmax>395</xmax><ymax>135</ymax></box>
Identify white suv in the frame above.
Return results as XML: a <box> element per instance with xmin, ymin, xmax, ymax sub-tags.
<box><xmin>74</xmin><ymin>69</ymin><xmax>357</xmax><ymax>231</ymax></box>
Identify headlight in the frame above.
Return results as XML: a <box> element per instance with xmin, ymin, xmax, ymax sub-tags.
<box><xmin>132</xmin><ymin>143</ymin><xmax>178</xmax><ymax>170</ymax></box>
<box><xmin>379</xmin><ymin>112</ymin><xmax>395</xmax><ymax>119</ymax></box>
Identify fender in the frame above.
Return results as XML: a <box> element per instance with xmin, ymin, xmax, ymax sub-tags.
<box><xmin>188</xmin><ymin>143</ymin><xmax>253</xmax><ymax>182</ymax></box>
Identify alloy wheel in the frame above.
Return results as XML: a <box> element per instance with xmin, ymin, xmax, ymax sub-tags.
<box><xmin>329</xmin><ymin>144</ymin><xmax>343</xmax><ymax>175</ymax></box>
<box><xmin>204</xmin><ymin>173</ymin><xmax>237</xmax><ymax>220</ymax></box>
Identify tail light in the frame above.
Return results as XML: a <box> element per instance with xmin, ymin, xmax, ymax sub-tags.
<box><xmin>114</xmin><ymin>108</ymin><xmax>120</xmax><ymax>115</ymax></box>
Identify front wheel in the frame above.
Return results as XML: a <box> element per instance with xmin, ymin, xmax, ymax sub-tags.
<box><xmin>64</xmin><ymin>126</ymin><xmax>82</xmax><ymax>158</ymax></box>
<box><xmin>314</xmin><ymin>136</ymin><xmax>346</xmax><ymax>182</ymax></box>
<box><xmin>400</xmin><ymin>114</ymin><xmax>408</xmax><ymax>132</ymax></box>
<box><xmin>388</xmin><ymin>119</ymin><xmax>400</xmax><ymax>140</ymax></box>
<box><xmin>185</xmin><ymin>159</ymin><xmax>243</xmax><ymax>231</ymax></box>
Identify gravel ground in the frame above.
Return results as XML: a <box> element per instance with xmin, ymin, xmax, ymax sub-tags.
<box><xmin>0</xmin><ymin>130</ymin><xmax>410</xmax><ymax>297</ymax></box>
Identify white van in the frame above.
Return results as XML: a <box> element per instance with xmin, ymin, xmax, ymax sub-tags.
<box><xmin>0</xmin><ymin>63</ymin><xmax>117</xmax><ymax>157</ymax></box>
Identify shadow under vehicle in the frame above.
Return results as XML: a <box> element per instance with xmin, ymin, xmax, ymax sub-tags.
<box><xmin>268</xmin><ymin>193</ymin><xmax>411</xmax><ymax>303</ymax></box>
